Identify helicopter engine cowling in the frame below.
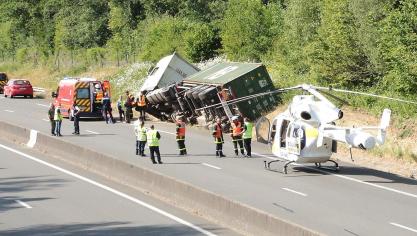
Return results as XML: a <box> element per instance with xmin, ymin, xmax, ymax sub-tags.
<box><xmin>290</xmin><ymin>95</ymin><xmax>343</xmax><ymax>123</ymax></box>
<box><xmin>346</xmin><ymin>132</ymin><xmax>376</xmax><ymax>150</ymax></box>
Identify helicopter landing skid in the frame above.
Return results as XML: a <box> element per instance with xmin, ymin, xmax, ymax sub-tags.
<box><xmin>264</xmin><ymin>160</ymin><xmax>295</xmax><ymax>174</ymax></box>
<box><xmin>314</xmin><ymin>160</ymin><xmax>339</xmax><ymax>172</ymax></box>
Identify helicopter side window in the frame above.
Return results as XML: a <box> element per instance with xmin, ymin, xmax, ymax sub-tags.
<box><xmin>292</xmin><ymin>127</ymin><xmax>306</xmax><ymax>150</ymax></box>
<box><xmin>280</xmin><ymin>120</ymin><xmax>290</xmax><ymax>148</ymax></box>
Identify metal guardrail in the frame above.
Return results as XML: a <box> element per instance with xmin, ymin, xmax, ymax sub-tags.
<box><xmin>33</xmin><ymin>87</ymin><xmax>46</xmax><ymax>93</ymax></box>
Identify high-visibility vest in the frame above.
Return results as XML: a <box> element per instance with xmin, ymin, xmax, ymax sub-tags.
<box><xmin>242</xmin><ymin>122</ymin><xmax>253</xmax><ymax>139</ymax></box>
<box><xmin>176</xmin><ymin>122</ymin><xmax>185</xmax><ymax>137</ymax></box>
<box><xmin>138</xmin><ymin>95</ymin><xmax>146</xmax><ymax>107</ymax></box>
<box><xmin>54</xmin><ymin>107</ymin><xmax>63</xmax><ymax>121</ymax></box>
<box><xmin>147</xmin><ymin>130</ymin><xmax>159</xmax><ymax>147</ymax></box>
<box><xmin>136</xmin><ymin>126</ymin><xmax>147</xmax><ymax>141</ymax></box>
<box><xmin>231</xmin><ymin>121</ymin><xmax>243</xmax><ymax>137</ymax></box>
<box><xmin>213</xmin><ymin>123</ymin><xmax>222</xmax><ymax>138</ymax></box>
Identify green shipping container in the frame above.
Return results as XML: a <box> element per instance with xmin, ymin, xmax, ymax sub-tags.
<box><xmin>184</xmin><ymin>62</ymin><xmax>278</xmax><ymax>120</ymax></box>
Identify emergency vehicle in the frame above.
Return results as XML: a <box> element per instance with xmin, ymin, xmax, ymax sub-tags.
<box><xmin>0</xmin><ymin>72</ymin><xmax>9</xmax><ymax>94</ymax></box>
<box><xmin>52</xmin><ymin>77</ymin><xmax>111</xmax><ymax>119</ymax></box>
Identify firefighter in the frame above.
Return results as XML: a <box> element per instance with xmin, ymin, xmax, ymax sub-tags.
<box><xmin>231</xmin><ymin>116</ymin><xmax>245</xmax><ymax>157</ymax></box>
<box><xmin>147</xmin><ymin>125</ymin><xmax>162</xmax><ymax>164</ymax></box>
<box><xmin>124</xmin><ymin>91</ymin><xmax>134</xmax><ymax>123</ymax></box>
<box><xmin>176</xmin><ymin>117</ymin><xmax>187</xmax><ymax>155</ymax></box>
<box><xmin>135</xmin><ymin>121</ymin><xmax>147</xmax><ymax>156</ymax></box>
<box><xmin>117</xmin><ymin>95</ymin><xmax>125</xmax><ymax>122</ymax></box>
<box><xmin>102</xmin><ymin>92</ymin><xmax>115</xmax><ymax>124</ymax></box>
<box><xmin>242</xmin><ymin>117</ymin><xmax>253</xmax><ymax>157</ymax></box>
<box><xmin>212</xmin><ymin>118</ymin><xmax>225</xmax><ymax>157</ymax></box>
<box><xmin>137</xmin><ymin>91</ymin><xmax>147</xmax><ymax>121</ymax></box>
<box><xmin>71</xmin><ymin>101</ymin><xmax>81</xmax><ymax>135</ymax></box>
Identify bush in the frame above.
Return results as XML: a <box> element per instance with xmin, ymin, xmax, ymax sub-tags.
<box><xmin>184</xmin><ymin>23</ymin><xmax>220</xmax><ymax>62</ymax></box>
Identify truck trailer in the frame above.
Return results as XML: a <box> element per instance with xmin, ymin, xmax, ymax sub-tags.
<box><xmin>141</xmin><ymin>54</ymin><xmax>278</xmax><ymax>127</ymax></box>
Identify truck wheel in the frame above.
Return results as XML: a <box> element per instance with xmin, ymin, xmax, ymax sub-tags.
<box><xmin>29</xmin><ymin>95</ymin><xmax>33</xmax><ymax>99</ymax></box>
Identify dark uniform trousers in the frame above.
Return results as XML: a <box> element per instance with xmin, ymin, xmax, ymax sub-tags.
<box><xmin>243</xmin><ymin>138</ymin><xmax>251</xmax><ymax>156</ymax></box>
<box><xmin>176</xmin><ymin>135</ymin><xmax>187</xmax><ymax>155</ymax></box>
<box><xmin>215</xmin><ymin>137</ymin><xmax>225</xmax><ymax>157</ymax></box>
<box><xmin>50</xmin><ymin>120</ymin><xmax>56</xmax><ymax>135</ymax></box>
<box><xmin>232</xmin><ymin>135</ymin><xmax>245</xmax><ymax>155</ymax></box>
<box><xmin>74</xmin><ymin>116</ymin><xmax>80</xmax><ymax>134</ymax></box>
<box><xmin>149</xmin><ymin>146</ymin><xmax>161</xmax><ymax>163</ymax></box>
<box><xmin>136</xmin><ymin>141</ymin><xmax>146</xmax><ymax>155</ymax></box>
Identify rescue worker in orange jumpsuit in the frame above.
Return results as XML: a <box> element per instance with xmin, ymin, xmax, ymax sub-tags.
<box><xmin>137</xmin><ymin>91</ymin><xmax>147</xmax><ymax>122</ymax></box>
<box><xmin>231</xmin><ymin>116</ymin><xmax>245</xmax><ymax>157</ymax></box>
<box><xmin>212</xmin><ymin>118</ymin><xmax>225</xmax><ymax>157</ymax></box>
<box><xmin>176</xmin><ymin>117</ymin><xmax>187</xmax><ymax>155</ymax></box>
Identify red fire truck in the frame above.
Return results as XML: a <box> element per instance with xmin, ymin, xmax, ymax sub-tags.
<box><xmin>52</xmin><ymin>77</ymin><xmax>111</xmax><ymax>119</ymax></box>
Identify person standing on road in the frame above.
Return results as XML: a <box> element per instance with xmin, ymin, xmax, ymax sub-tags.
<box><xmin>242</xmin><ymin>117</ymin><xmax>253</xmax><ymax>157</ymax></box>
<box><xmin>212</xmin><ymin>118</ymin><xmax>225</xmax><ymax>157</ymax></box>
<box><xmin>71</xmin><ymin>102</ymin><xmax>81</xmax><ymax>135</ymax></box>
<box><xmin>102</xmin><ymin>92</ymin><xmax>115</xmax><ymax>124</ymax></box>
<box><xmin>54</xmin><ymin>103</ymin><xmax>63</xmax><ymax>136</ymax></box>
<box><xmin>135</xmin><ymin>121</ymin><xmax>147</xmax><ymax>156</ymax></box>
<box><xmin>125</xmin><ymin>91</ymin><xmax>134</xmax><ymax>124</ymax></box>
<box><xmin>117</xmin><ymin>95</ymin><xmax>125</xmax><ymax>122</ymax></box>
<box><xmin>230</xmin><ymin>116</ymin><xmax>245</xmax><ymax>157</ymax></box>
<box><xmin>137</xmin><ymin>91</ymin><xmax>147</xmax><ymax>121</ymax></box>
<box><xmin>147</xmin><ymin>125</ymin><xmax>162</xmax><ymax>164</ymax></box>
<box><xmin>48</xmin><ymin>103</ymin><xmax>56</xmax><ymax>136</ymax></box>
<box><xmin>176</xmin><ymin>117</ymin><xmax>187</xmax><ymax>155</ymax></box>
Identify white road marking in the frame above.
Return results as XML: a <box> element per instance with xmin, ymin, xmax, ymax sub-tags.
<box><xmin>253</xmin><ymin>152</ymin><xmax>417</xmax><ymax>199</ymax></box>
<box><xmin>4</xmin><ymin>109</ymin><xmax>14</xmax><ymax>113</ymax></box>
<box><xmin>27</xmin><ymin>129</ymin><xmax>38</xmax><ymax>148</ymax></box>
<box><xmin>15</xmin><ymin>200</ymin><xmax>32</xmax><ymax>209</ymax></box>
<box><xmin>202</xmin><ymin>163</ymin><xmax>222</xmax><ymax>170</ymax></box>
<box><xmin>282</xmin><ymin>188</ymin><xmax>307</xmax><ymax>197</ymax></box>
<box><xmin>85</xmin><ymin>130</ymin><xmax>100</xmax><ymax>135</ymax></box>
<box><xmin>0</xmin><ymin>143</ymin><xmax>217</xmax><ymax>236</ymax></box>
<box><xmin>42</xmin><ymin>119</ymin><xmax>49</xmax><ymax>122</ymax></box>
<box><xmin>36</xmin><ymin>103</ymin><xmax>49</xmax><ymax>107</ymax></box>
<box><xmin>158</xmin><ymin>130</ymin><xmax>176</xmax><ymax>135</ymax></box>
<box><xmin>390</xmin><ymin>222</ymin><xmax>417</xmax><ymax>233</ymax></box>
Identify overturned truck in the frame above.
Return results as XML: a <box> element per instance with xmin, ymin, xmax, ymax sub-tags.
<box><xmin>140</xmin><ymin>54</ymin><xmax>278</xmax><ymax>126</ymax></box>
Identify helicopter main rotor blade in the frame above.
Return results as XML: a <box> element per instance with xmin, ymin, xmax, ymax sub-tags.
<box><xmin>313</xmin><ymin>86</ymin><xmax>417</xmax><ymax>105</ymax></box>
<box><xmin>319</xmin><ymin>90</ymin><xmax>350</xmax><ymax>105</ymax></box>
<box><xmin>195</xmin><ymin>85</ymin><xmax>302</xmax><ymax>111</ymax></box>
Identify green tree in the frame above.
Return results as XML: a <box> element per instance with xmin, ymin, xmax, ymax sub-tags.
<box><xmin>308</xmin><ymin>0</ymin><xmax>374</xmax><ymax>87</ymax></box>
<box><xmin>378</xmin><ymin>0</ymin><xmax>417</xmax><ymax>96</ymax></box>
<box><xmin>220</xmin><ymin>0</ymin><xmax>282</xmax><ymax>61</ymax></box>
<box><xmin>139</xmin><ymin>16</ymin><xmax>190</xmax><ymax>62</ymax></box>
<box><xmin>184</xmin><ymin>23</ymin><xmax>220</xmax><ymax>61</ymax></box>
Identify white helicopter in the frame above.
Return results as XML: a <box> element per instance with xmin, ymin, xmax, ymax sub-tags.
<box><xmin>252</xmin><ymin>84</ymin><xmax>417</xmax><ymax>174</ymax></box>
<box><xmin>195</xmin><ymin>82</ymin><xmax>416</xmax><ymax>174</ymax></box>
<box><xmin>252</xmin><ymin>84</ymin><xmax>388</xmax><ymax>173</ymax></box>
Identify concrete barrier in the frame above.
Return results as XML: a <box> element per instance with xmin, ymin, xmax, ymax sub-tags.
<box><xmin>0</xmin><ymin>120</ymin><xmax>322</xmax><ymax>236</ymax></box>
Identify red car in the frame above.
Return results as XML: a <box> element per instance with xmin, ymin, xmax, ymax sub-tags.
<box><xmin>4</xmin><ymin>79</ymin><xmax>34</xmax><ymax>98</ymax></box>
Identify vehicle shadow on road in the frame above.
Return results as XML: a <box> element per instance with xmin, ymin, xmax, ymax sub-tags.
<box><xmin>0</xmin><ymin>222</ymin><xmax>226</xmax><ymax>236</ymax></box>
<box><xmin>0</xmin><ymin>196</ymin><xmax>54</xmax><ymax>213</ymax></box>
<box><xmin>336</xmin><ymin>166</ymin><xmax>417</xmax><ymax>185</ymax></box>
<box><xmin>64</xmin><ymin>134</ymin><xmax>116</xmax><ymax>137</ymax></box>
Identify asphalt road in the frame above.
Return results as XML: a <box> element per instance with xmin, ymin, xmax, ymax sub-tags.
<box><xmin>0</xmin><ymin>138</ymin><xmax>236</xmax><ymax>236</ymax></box>
<box><xmin>1</xmin><ymin>96</ymin><xmax>417</xmax><ymax>236</ymax></box>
